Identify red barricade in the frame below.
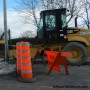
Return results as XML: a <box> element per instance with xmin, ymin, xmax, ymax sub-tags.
<box><xmin>45</xmin><ymin>51</ymin><xmax>72</xmax><ymax>75</ymax></box>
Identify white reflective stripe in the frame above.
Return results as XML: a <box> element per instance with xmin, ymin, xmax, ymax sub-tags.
<box><xmin>22</xmin><ymin>57</ymin><xmax>31</xmax><ymax>60</ymax></box>
<box><xmin>21</xmin><ymin>43</ymin><xmax>30</xmax><ymax>46</ymax></box>
<box><xmin>16</xmin><ymin>50</ymin><xmax>22</xmax><ymax>52</ymax></box>
<box><xmin>60</xmin><ymin>34</ymin><xmax>64</xmax><ymax>36</ymax></box>
<box><xmin>16</xmin><ymin>43</ymin><xmax>20</xmax><ymax>46</ymax></box>
<box><xmin>16</xmin><ymin>50</ymin><xmax>30</xmax><ymax>53</ymax></box>
<box><xmin>21</xmin><ymin>50</ymin><xmax>30</xmax><ymax>53</ymax></box>
<box><xmin>17</xmin><ymin>56</ymin><xmax>31</xmax><ymax>60</ymax></box>
<box><xmin>17</xmin><ymin>60</ymin><xmax>21</xmax><ymax>63</ymax></box>
<box><xmin>16</xmin><ymin>56</ymin><xmax>21</xmax><ymax>58</ymax></box>
<box><xmin>22</xmin><ymin>63</ymin><xmax>32</xmax><ymax>66</ymax></box>
<box><xmin>21</xmin><ymin>70</ymin><xmax>32</xmax><ymax>73</ymax></box>
<box><xmin>16</xmin><ymin>43</ymin><xmax>22</xmax><ymax>46</ymax></box>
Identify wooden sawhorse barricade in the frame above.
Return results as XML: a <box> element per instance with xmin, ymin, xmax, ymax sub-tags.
<box><xmin>45</xmin><ymin>51</ymin><xmax>72</xmax><ymax>75</ymax></box>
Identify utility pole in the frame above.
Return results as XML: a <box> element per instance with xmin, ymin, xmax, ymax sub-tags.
<box><xmin>3</xmin><ymin>0</ymin><xmax>9</xmax><ymax>61</ymax></box>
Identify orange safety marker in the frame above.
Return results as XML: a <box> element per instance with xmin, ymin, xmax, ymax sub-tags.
<box><xmin>16</xmin><ymin>42</ymin><xmax>22</xmax><ymax>75</ymax></box>
<box><xmin>21</xmin><ymin>42</ymin><xmax>33</xmax><ymax>79</ymax></box>
<box><xmin>45</xmin><ymin>51</ymin><xmax>72</xmax><ymax>75</ymax></box>
<box><xmin>16</xmin><ymin>42</ymin><xmax>36</xmax><ymax>83</ymax></box>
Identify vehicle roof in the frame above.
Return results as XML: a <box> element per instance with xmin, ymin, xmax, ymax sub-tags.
<box><xmin>41</xmin><ymin>8</ymin><xmax>66</xmax><ymax>14</ymax></box>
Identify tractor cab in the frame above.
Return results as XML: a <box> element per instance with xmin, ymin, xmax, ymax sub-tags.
<box><xmin>37</xmin><ymin>8</ymin><xmax>67</xmax><ymax>43</ymax></box>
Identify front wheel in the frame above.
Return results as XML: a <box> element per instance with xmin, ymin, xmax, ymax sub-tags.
<box><xmin>62</xmin><ymin>42</ymin><xmax>88</xmax><ymax>66</ymax></box>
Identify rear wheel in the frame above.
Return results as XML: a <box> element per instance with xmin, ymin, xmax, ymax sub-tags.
<box><xmin>62</xmin><ymin>42</ymin><xmax>88</xmax><ymax>66</ymax></box>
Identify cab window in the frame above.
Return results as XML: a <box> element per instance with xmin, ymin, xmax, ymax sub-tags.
<box><xmin>37</xmin><ymin>15</ymin><xmax>43</xmax><ymax>39</ymax></box>
<box><xmin>61</xmin><ymin>12</ymin><xmax>66</xmax><ymax>28</ymax></box>
<box><xmin>45</xmin><ymin>13</ymin><xmax>56</xmax><ymax>31</ymax></box>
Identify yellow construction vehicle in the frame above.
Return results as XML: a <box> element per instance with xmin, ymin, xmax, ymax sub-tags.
<box><xmin>0</xmin><ymin>31</ymin><xmax>5</xmax><ymax>58</ymax></box>
<box><xmin>9</xmin><ymin>8</ymin><xmax>90</xmax><ymax>66</ymax></box>
<box><xmin>0</xmin><ymin>40</ymin><xmax>5</xmax><ymax>58</ymax></box>
<box><xmin>0</xmin><ymin>29</ymin><xmax>12</xmax><ymax>58</ymax></box>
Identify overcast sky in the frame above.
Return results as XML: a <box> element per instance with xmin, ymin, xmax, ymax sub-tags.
<box><xmin>0</xmin><ymin>0</ymin><xmax>36</xmax><ymax>39</ymax></box>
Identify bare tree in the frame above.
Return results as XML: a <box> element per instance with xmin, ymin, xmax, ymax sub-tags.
<box><xmin>82</xmin><ymin>0</ymin><xmax>90</xmax><ymax>29</ymax></box>
<box><xmin>41</xmin><ymin>0</ymin><xmax>85</xmax><ymax>24</ymax></box>
<box><xmin>20</xmin><ymin>30</ymin><xmax>36</xmax><ymax>38</ymax></box>
<box><xmin>15</xmin><ymin>0</ymin><xmax>40</xmax><ymax>29</ymax></box>
<box><xmin>76</xmin><ymin>0</ymin><xmax>90</xmax><ymax>29</ymax></box>
<box><xmin>16</xmin><ymin>0</ymin><xmax>90</xmax><ymax>29</ymax></box>
<box><xmin>0</xmin><ymin>27</ymin><xmax>4</xmax><ymax>39</ymax></box>
<box><xmin>41</xmin><ymin>0</ymin><xmax>66</xmax><ymax>10</ymax></box>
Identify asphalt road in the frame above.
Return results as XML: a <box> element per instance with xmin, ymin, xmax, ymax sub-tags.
<box><xmin>0</xmin><ymin>64</ymin><xmax>90</xmax><ymax>90</ymax></box>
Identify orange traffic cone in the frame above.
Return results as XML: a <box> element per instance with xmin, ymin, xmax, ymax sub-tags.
<box><xmin>18</xmin><ymin>42</ymin><xmax>36</xmax><ymax>83</ymax></box>
<box><xmin>16</xmin><ymin>42</ymin><xmax>21</xmax><ymax>75</ymax></box>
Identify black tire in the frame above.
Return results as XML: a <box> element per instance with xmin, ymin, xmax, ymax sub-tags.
<box><xmin>62</xmin><ymin>42</ymin><xmax>88</xmax><ymax>66</ymax></box>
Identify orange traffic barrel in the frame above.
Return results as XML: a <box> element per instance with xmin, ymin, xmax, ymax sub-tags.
<box><xmin>20</xmin><ymin>42</ymin><xmax>33</xmax><ymax>81</ymax></box>
<box><xmin>16</xmin><ymin>42</ymin><xmax>22</xmax><ymax>75</ymax></box>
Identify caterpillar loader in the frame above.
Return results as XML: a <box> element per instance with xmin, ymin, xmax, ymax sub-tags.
<box><xmin>0</xmin><ymin>29</ymin><xmax>13</xmax><ymax>58</ymax></box>
<box><xmin>9</xmin><ymin>8</ymin><xmax>90</xmax><ymax>65</ymax></box>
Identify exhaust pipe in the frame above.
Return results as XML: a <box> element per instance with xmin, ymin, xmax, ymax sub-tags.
<box><xmin>75</xmin><ymin>17</ymin><xmax>78</xmax><ymax>27</ymax></box>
